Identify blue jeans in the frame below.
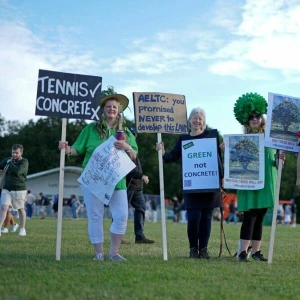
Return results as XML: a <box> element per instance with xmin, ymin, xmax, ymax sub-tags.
<box><xmin>227</xmin><ymin>213</ymin><xmax>237</xmax><ymax>225</ymax></box>
<box><xmin>72</xmin><ymin>204</ymin><xmax>77</xmax><ymax>219</ymax></box>
<box><xmin>26</xmin><ymin>203</ymin><xmax>33</xmax><ymax>218</ymax></box>
<box><xmin>187</xmin><ymin>208</ymin><xmax>214</xmax><ymax>250</ymax></box>
<box><xmin>127</xmin><ymin>190</ymin><xmax>145</xmax><ymax>240</ymax></box>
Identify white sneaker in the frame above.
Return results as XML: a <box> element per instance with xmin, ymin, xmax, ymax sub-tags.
<box><xmin>1</xmin><ymin>227</ymin><xmax>9</xmax><ymax>233</ymax></box>
<box><xmin>19</xmin><ymin>228</ymin><xmax>26</xmax><ymax>236</ymax></box>
<box><xmin>10</xmin><ymin>223</ymin><xmax>19</xmax><ymax>232</ymax></box>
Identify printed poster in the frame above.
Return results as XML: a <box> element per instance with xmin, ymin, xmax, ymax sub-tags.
<box><xmin>182</xmin><ymin>137</ymin><xmax>220</xmax><ymax>192</ymax></box>
<box><xmin>265</xmin><ymin>92</ymin><xmax>300</xmax><ymax>152</ymax></box>
<box><xmin>223</xmin><ymin>134</ymin><xmax>265</xmax><ymax>190</ymax></box>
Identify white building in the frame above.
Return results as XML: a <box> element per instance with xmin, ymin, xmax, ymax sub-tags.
<box><xmin>27</xmin><ymin>166</ymin><xmax>83</xmax><ymax>201</ymax></box>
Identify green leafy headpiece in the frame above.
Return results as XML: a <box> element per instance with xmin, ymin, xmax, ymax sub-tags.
<box><xmin>234</xmin><ymin>93</ymin><xmax>267</xmax><ymax>125</ymax></box>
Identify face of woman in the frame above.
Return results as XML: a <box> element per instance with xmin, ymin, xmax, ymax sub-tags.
<box><xmin>248</xmin><ymin>114</ymin><xmax>262</xmax><ymax>128</ymax></box>
<box><xmin>103</xmin><ymin>99</ymin><xmax>120</xmax><ymax>119</ymax></box>
<box><xmin>190</xmin><ymin>113</ymin><xmax>204</xmax><ymax>131</ymax></box>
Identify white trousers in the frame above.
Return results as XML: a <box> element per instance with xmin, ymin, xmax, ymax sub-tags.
<box><xmin>81</xmin><ymin>186</ymin><xmax>128</xmax><ymax>244</ymax></box>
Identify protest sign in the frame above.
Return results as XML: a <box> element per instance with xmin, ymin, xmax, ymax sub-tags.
<box><xmin>77</xmin><ymin>136</ymin><xmax>136</xmax><ymax>205</ymax></box>
<box><xmin>223</xmin><ymin>134</ymin><xmax>265</xmax><ymax>190</ymax></box>
<box><xmin>132</xmin><ymin>92</ymin><xmax>187</xmax><ymax>134</ymax></box>
<box><xmin>182</xmin><ymin>137</ymin><xmax>220</xmax><ymax>192</ymax></box>
<box><xmin>35</xmin><ymin>69</ymin><xmax>102</xmax><ymax>120</ymax></box>
<box><xmin>265</xmin><ymin>92</ymin><xmax>300</xmax><ymax>152</ymax></box>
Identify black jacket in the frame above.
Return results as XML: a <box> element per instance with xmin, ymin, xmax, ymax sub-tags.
<box><xmin>163</xmin><ymin>129</ymin><xmax>223</xmax><ymax>209</ymax></box>
<box><xmin>126</xmin><ymin>156</ymin><xmax>144</xmax><ymax>191</ymax></box>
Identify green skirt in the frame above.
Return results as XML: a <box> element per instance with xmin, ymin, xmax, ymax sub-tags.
<box><xmin>237</xmin><ymin>148</ymin><xmax>277</xmax><ymax>212</ymax></box>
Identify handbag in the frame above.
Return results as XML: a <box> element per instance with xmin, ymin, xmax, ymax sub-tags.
<box><xmin>0</xmin><ymin>163</ymin><xmax>10</xmax><ymax>189</ymax></box>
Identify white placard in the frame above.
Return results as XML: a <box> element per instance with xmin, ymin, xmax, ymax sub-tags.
<box><xmin>182</xmin><ymin>138</ymin><xmax>220</xmax><ymax>191</ymax></box>
<box><xmin>223</xmin><ymin>134</ymin><xmax>265</xmax><ymax>190</ymax></box>
<box><xmin>265</xmin><ymin>92</ymin><xmax>300</xmax><ymax>152</ymax></box>
<box><xmin>78</xmin><ymin>136</ymin><xmax>136</xmax><ymax>204</ymax></box>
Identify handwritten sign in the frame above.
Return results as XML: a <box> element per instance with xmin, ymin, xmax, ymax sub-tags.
<box><xmin>223</xmin><ymin>134</ymin><xmax>265</xmax><ymax>190</ymax></box>
<box><xmin>265</xmin><ymin>92</ymin><xmax>300</xmax><ymax>152</ymax></box>
<box><xmin>35</xmin><ymin>69</ymin><xmax>102</xmax><ymax>120</ymax></box>
<box><xmin>182</xmin><ymin>138</ymin><xmax>220</xmax><ymax>192</ymax></box>
<box><xmin>133</xmin><ymin>92</ymin><xmax>187</xmax><ymax>134</ymax></box>
<box><xmin>77</xmin><ymin>136</ymin><xmax>136</xmax><ymax>205</ymax></box>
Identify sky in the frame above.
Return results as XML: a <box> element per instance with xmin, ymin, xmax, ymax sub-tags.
<box><xmin>1</xmin><ymin>0</ymin><xmax>300</xmax><ymax>136</ymax></box>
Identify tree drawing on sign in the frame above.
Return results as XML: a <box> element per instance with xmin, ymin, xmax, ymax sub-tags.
<box><xmin>230</xmin><ymin>139</ymin><xmax>259</xmax><ymax>172</ymax></box>
<box><xmin>272</xmin><ymin>99</ymin><xmax>300</xmax><ymax>133</ymax></box>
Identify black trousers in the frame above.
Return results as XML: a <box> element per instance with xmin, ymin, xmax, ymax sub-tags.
<box><xmin>240</xmin><ymin>208</ymin><xmax>268</xmax><ymax>240</ymax></box>
<box><xmin>127</xmin><ymin>189</ymin><xmax>145</xmax><ymax>240</ymax></box>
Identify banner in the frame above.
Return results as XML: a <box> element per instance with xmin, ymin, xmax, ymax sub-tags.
<box><xmin>77</xmin><ymin>136</ymin><xmax>136</xmax><ymax>205</ymax></box>
<box><xmin>223</xmin><ymin>134</ymin><xmax>265</xmax><ymax>190</ymax></box>
<box><xmin>265</xmin><ymin>92</ymin><xmax>300</xmax><ymax>152</ymax></box>
<box><xmin>35</xmin><ymin>69</ymin><xmax>102</xmax><ymax>120</ymax></box>
<box><xmin>133</xmin><ymin>92</ymin><xmax>187</xmax><ymax>134</ymax></box>
<box><xmin>182</xmin><ymin>137</ymin><xmax>220</xmax><ymax>192</ymax></box>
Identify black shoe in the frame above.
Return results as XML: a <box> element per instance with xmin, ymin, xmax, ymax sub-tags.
<box><xmin>189</xmin><ymin>247</ymin><xmax>198</xmax><ymax>258</ymax></box>
<box><xmin>252</xmin><ymin>250</ymin><xmax>267</xmax><ymax>262</ymax></box>
<box><xmin>238</xmin><ymin>250</ymin><xmax>249</xmax><ymax>262</ymax></box>
<box><xmin>199</xmin><ymin>247</ymin><xmax>210</xmax><ymax>259</ymax></box>
<box><xmin>135</xmin><ymin>237</ymin><xmax>155</xmax><ymax>244</ymax></box>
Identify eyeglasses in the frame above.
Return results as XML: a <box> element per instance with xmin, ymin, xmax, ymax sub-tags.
<box><xmin>248</xmin><ymin>115</ymin><xmax>261</xmax><ymax>121</ymax></box>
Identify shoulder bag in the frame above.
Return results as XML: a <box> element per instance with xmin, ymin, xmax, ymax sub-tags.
<box><xmin>0</xmin><ymin>164</ymin><xmax>10</xmax><ymax>189</ymax></box>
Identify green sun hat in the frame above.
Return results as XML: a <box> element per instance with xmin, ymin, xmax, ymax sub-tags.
<box><xmin>233</xmin><ymin>93</ymin><xmax>267</xmax><ymax>125</ymax></box>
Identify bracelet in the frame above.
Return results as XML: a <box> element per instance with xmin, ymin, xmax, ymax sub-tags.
<box><xmin>125</xmin><ymin>146</ymin><xmax>132</xmax><ymax>153</ymax></box>
<box><xmin>67</xmin><ymin>147</ymin><xmax>72</xmax><ymax>156</ymax></box>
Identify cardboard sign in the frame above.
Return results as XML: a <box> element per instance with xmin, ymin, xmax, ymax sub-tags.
<box><xmin>223</xmin><ymin>134</ymin><xmax>265</xmax><ymax>190</ymax></box>
<box><xmin>77</xmin><ymin>136</ymin><xmax>136</xmax><ymax>205</ymax></box>
<box><xmin>182</xmin><ymin>138</ymin><xmax>220</xmax><ymax>192</ymax></box>
<box><xmin>265</xmin><ymin>92</ymin><xmax>300</xmax><ymax>152</ymax></box>
<box><xmin>133</xmin><ymin>92</ymin><xmax>187</xmax><ymax>134</ymax></box>
<box><xmin>35</xmin><ymin>69</ymin><xmax>102</xmax><ymax>120</ymax></box>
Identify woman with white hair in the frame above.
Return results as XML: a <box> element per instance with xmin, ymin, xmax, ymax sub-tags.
<box><xmin>156</xmin><ymin>107</ymin><xmax>223</xmax><ymax>259</ymax></box>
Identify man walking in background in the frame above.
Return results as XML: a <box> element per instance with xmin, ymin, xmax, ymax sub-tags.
<box><xmin>0</xmin><ymin>144</ymin><xmax>28</xmax><ymax>237</ymax></box>
<box><xmin>26</xmin><ymin>190</ymin><xmax>36</xmax><ymax>220</ymax></box>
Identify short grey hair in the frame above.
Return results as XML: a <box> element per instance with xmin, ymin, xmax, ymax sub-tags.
<box><xmin>188</xmin><ymin>107</ymin><xmax>206</xmax><ymax>130</ymax></box>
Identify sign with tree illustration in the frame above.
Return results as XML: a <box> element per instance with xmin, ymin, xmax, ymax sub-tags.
<box><xmin>265</xmin><ymin>92</ymin><xmax>300</xmax><ymax>152</ymax></box>
<box><xmin>223</xmin><ymin>134</ymin><xmax>265</xmax><ymax>190</ymax></box>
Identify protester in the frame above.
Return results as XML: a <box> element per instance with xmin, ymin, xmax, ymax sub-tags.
<box><xmin>224</xmin><ymin>93</ymin><xmax>286</xmax><ymax>262</ymax></box>
<box><xmin>0</xmin><ymin>144</ymin><xmax>28</xmax><ymax>237</ymax></box>
<box><xmin>156</xmin><ymin>107</ymin><xmax>223</xmax><ymax>259</ymax></box>
<box><xmin>59</xmin><ymin>93</ymin><xmax>138</xmax><ymax>261</ymax></box>
<box><xmin>26</xmin><ymin>190</ymin><xmax>36</xmax><ymax>220</ymax></box>
<box><xmin>126</xmin><ymin>127</ymin><xmax>155</xmax><ymax>244</ymax></box>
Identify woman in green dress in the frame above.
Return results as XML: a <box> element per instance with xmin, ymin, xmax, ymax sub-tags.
<box><xmin>233</xmin><ymin>93</ymin><xmax>285</xmax><ymax>262</ymax></box>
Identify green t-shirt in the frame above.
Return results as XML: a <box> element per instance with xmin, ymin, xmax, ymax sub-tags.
<box><xmin>72</xmin><ymin>123</ymin><xmax>138</xmax><ymax>190</ymax></box>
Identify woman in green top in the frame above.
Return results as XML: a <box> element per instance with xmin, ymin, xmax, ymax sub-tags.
<box><xmin>233</xmin><ymin>93</ymin><xmax>285</xmax><ymax>262</ymax></box>
<box><xmin>59</xmin><ymin>94</ymin><xmax>138</xmax><ymax>261</ymax></box>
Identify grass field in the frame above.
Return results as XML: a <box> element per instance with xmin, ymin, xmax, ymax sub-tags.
<box><xmin>0</xmin><ymin>217</ymin><xmax>299</xmax><ymax>300</ymax></box>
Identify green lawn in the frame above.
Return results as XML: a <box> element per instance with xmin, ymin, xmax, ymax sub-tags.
<box><xmin>0</xmin><ymin>218</ymin><xmax>299</xmax><ymax>300</ymax></box>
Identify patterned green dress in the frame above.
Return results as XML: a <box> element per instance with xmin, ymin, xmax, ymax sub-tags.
<box><xmin>237</xmin><ymin>147</ymin><xmax>278</xmax><ymax>212</ymax></box>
